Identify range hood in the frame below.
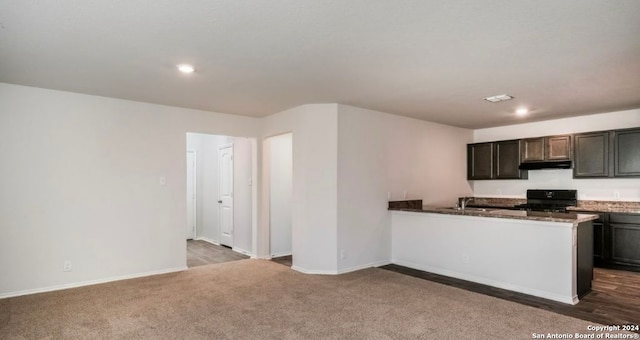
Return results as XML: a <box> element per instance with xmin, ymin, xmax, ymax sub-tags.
<box><xmin>518</xmin><ymin>160</ymin><xmax>572</xmax><ymax>170</ymax></box>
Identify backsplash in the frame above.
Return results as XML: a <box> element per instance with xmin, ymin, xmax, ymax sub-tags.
<box><xmin>472</xmin><ymin>169</ymin><xmax>640</xmax><ymax>202</ymax></box>
<box><xmin>571</xmin><ymin>200</ymin><xmax>640</xmax><ymax>213</ymax></box>
<box><xmin>470</xmin><ymin>197</ymin><xmax>525</xmax><ymax>207</ymax></box>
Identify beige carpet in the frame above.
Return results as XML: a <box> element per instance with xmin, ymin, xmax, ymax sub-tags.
<box><xmin>0</xmin><ymin>260</ymin><xmax>626</xmax><ymax>339</ymax></box>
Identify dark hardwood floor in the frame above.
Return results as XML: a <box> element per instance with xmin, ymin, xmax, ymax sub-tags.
<box><xmin>381</xmin><ymin>264</ymin><xmax>640</xmax><ymax>327</ymax></box>
<box><xmin>186</xmin><ymin>240</ymin><xmax>249</xmax><ymax>268</ymax></box>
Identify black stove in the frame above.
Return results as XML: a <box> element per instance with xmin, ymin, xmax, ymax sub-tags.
<box><xmin>514</xmin><ymin>189</ymin><xmax>577</xmax><ymax>213</ymax></box>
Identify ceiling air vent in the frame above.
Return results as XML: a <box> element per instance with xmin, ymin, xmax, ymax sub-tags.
<box><xmin>484</xmin><ymin>94</ymin><xmax>514</xmax><ymax>103</ymax></box>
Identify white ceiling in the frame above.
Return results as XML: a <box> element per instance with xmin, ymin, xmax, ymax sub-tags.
<box><xmin>1</xmin><ymin>1</ymin><xmax>639</xmax><ymax>129</ymax></box>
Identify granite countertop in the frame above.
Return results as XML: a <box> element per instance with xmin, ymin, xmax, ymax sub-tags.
<box><xmin>466</xmin><ymin>197</ymin><xmax>640</xmax><ymax>214</ymax></box>
<box><xmin>387</xmin><ymin>198</ymin><xmax>639</xmax><ymax>223</ymax></box>
<box><xmin>567</xmin><ymin>201</ymin><xmax>640</xmax><ymax>214</ymax></box>
<box><xmin>389</xmin><ymin>206</ymin><xmax>599</xmax><ymax>225</ymax></box>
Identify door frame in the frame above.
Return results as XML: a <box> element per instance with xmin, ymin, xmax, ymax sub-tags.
<box><xmin>186</xmin><ymin>149</ymin><xmax>197</xmax><ymax>240</ymax></box>
<box><xmin>266</xmin><ymin>133</ymin><xmax>293</xmax><ymax>258</ymax></box>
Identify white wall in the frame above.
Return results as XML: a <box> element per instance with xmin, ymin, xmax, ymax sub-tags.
<box><xmin>336</xmin><ymin>105</ymin><xmax>473</xmax><ymax>272</ymax></box>
<box><xmin>18</xmin><ymin>79</ymin><xmax>629</xmax><ymax>296</ymax></box>
<box><xmin>0</xmin><ymin>83</ymin><xmax>260</xmax><ymax>297</ymax></box>
<box><xmin>474</xmin><ymin>109</ymin><xmax>640</xmax><ymax>142</ymax></box>
<box><xmin>232</xmin><ymin>137</ymin><xmax>253</xmax><ymax>255</ymax></box>
<box><xmin>260</xmin><ymin>104</ymin><xmax>473</xmax><ymax>274</ymax></box>
<box><xmin>261</xmin><ymin>104</ymin><xmax>339</xmax><ymax>273</ymax></box>
<box><xmin>472</xmin><ymin>109</ymin><xmax>640</xmax><ymax>201</ymax></box>
<box><xmin>268</xmin><ymin>133</ymin><xmax>293</xmax><ymax>257</ymax></box>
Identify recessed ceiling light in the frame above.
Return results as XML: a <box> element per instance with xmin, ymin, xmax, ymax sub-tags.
<box><xmin>516</xmin><ymin>108</ymin><xmax>529</xmax><ymax>116</ymax></box>
<box><xmin>177</xmin><ymin>64</ymin><xmax>195</xmax><ymax>73</ymax></box>
<box><xmin>484</xmin><ymin>94</ymin><xmax>514</xmax><ymax>103</ymax></box>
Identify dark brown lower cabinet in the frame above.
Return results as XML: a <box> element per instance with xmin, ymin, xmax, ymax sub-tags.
<box><xmin>575</xmin><ymin>211</ymin><xmax>640</xmax><ymax>272</ymax></box>
<box><xmin>576</xmin><ymin>220</ymin><xmax>594</xmax><ymax>298</ymax></box>
<box><xmin>591</xmin><ymin>213</ymin><xmax>607</xmax><ymax>266</ymax></box>
<box><xmin>609</xmin><ymin>213</ymin><xmax>640</xmax><ymax>270</ymax></box>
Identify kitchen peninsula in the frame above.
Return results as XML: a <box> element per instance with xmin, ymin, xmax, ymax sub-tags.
<box><xmin>388</xmin><ymin>204</ymin><xmax>598</xmax><ymax>305</ymax></box>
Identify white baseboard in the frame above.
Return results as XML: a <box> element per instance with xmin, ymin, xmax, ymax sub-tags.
<box><xmin>270</xmin><ymin>251</ymin><xmax>292</xmax><ymax>258</ymax></box>
<box><xmin>336</xmin><ymin>259</ymin><xmax>392</xmax><ymax>274</ymax></box>
<box><xmin>232</xmin><ymin>246</ymin><xmax>254</xmax><ymax>257</ymax></box>
<box><xmin>291</xmin><ymin>259</ymin><xmax>393</xmax><ymax>275</ymax></box>
<box><xmin>291</xmin><ymin>266</ymin><xmax>337</xmax><ymax>275</ymax></box>
<box><xmin>0</xmin><ymin>266</ymin><xmax>188</xmax><ymax>300</ymax></box>
<box><xmin>195</xmin><ymin>238</ymin><xmax>254</xmax><ymax>258</ymax></box>
<box><xmin>375</xmin><ymin>260</ymin><xmax>393</xmax><ymax>267</ymax></box>
<box><xmin>391</xmin><ymin>259</ymin><xmax>577</xmax><ymax>305</ymax></box>
<box><xmin>195</xmin><ymin>237</ymin><xmax>220</xmax><ymax>245</ymax></box>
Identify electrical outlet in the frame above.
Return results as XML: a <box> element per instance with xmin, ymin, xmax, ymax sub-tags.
<box><xmin>462</xmin><ymin>254</ymin><xmax>469</xmax><ymax>264</ymax></box>
<box><xmin>340</xmin><ymin>249</ymin><xmax>346</xmax><ymax>260</ymax></box>
<box><xmin>613</xmin><ymin>191</ymin><xmax>621</xmax><ymax>199</ymax></box>
<box><xmin>158</xmin><ymin>176</ymin><xmax>166</xmax><ymax>186</ymax></box>
<box><xmin>387</xmin><ymin>192</ymin><xmax>391</xmax><ymax>200</ymax></box>
<box><xmin>403</xmin><ymin>190</ymin><xmax>407</xmax><ymax>199</ymax></box>
<box><xmin>63</xmin><ymin>261</ymin><xmax>72</xmax><ymax>272</ymax></box>
<box><xmin>496</xmin><ymin>188</ymin><xmax>502</xmax><ymax>195</ymax></box>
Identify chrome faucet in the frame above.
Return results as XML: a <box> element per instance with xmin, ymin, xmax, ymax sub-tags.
<box><xmin>458</xmin><ymin>196</ymin><xmax>474</xmax><ymax>210</ymax></box>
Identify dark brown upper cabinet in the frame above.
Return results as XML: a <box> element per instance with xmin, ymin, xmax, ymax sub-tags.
<box><xmin>467</xmin><ymin>142</ymin><xmax>494</xmax><ymax>180</ymax></box>
<box><xmin>521</xmin><ymin>137</ymin><xmax>544</xmax><ymax>162</ymax></box>
<box><xmin>521</xmin><ymin>135</ymin><xmax>572</xmax><ymax>162</ymax></box>
<box><xmin>467</xmin><ymin>140</ymin><xmax>526</xmax><ymax>180</ymax></box>
<box><xmin>573</xmin><ymin>131</ymin><xmax>610</xmax><ymax>178</ymax></box>
<box><xmin>614</xmin><ymin>128</ymin><xmax>640</xmax><ymax>177</ymax></box>
<box><xmin>494</xmin><ymin>140</ymin><xmax>527</xmax><ymax>179</ymax></box>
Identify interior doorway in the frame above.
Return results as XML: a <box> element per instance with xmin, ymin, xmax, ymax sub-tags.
<box><xmin>185</xmin><ymin>133</ymin><xmax>254</xmax><ymax>260</ymax></box>
<box><xmin>267</xmin><ymin>133</ymin><xmax>293</xmax><ymax>259</ymax></box>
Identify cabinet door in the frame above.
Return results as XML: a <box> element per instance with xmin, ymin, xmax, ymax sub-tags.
<box><xmin>614</xmin><ymin>128</ymin><xmax>640</xmax><ymax>177</ymax></box>
<box><xmin>610</xmin><ymin>223</ymin><xmax>640</xmax><ymax>268</ymax></box>
<box><xmin>494</xmin><ymin>140</ymin><xmax>526</xmax><ymax>179</ymax></box>
<box><xmin>521</xmin><ymin>138</ymin><xmax>544</xmax><ymax>162</ymax></box>
<box><xmin>609</xmin><ymin>213</ymin><xmax>640</xmax><ymax>269</ymax></box>
<box><xmin>573</xmin><ymin>132</ymin><xmax>610</xmax><ymax>178</ymax></box>
<box><xmin>467</xmin><ymin>143</ymin><xmax>494</xmax><ymax>180</ymax></box>
<box><xmin>546</xmin><ymin>135</ymin><xmax>572</xmax><ymax>160</ymax></box>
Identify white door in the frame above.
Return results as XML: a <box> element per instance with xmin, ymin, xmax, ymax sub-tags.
<box><xmin>219</xmin><ymin>144</ymin><xmax>234</xmax><ymax>247</ymax></box>
<box><xmin>269</xmin><ymin>133</ymin><xmax>292</xmax><ymax>257</ymax></box>
<box><xmin>186</xmin><ymin>150</ymin><xmax>196</xmax><ymax>240</ymax></box>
